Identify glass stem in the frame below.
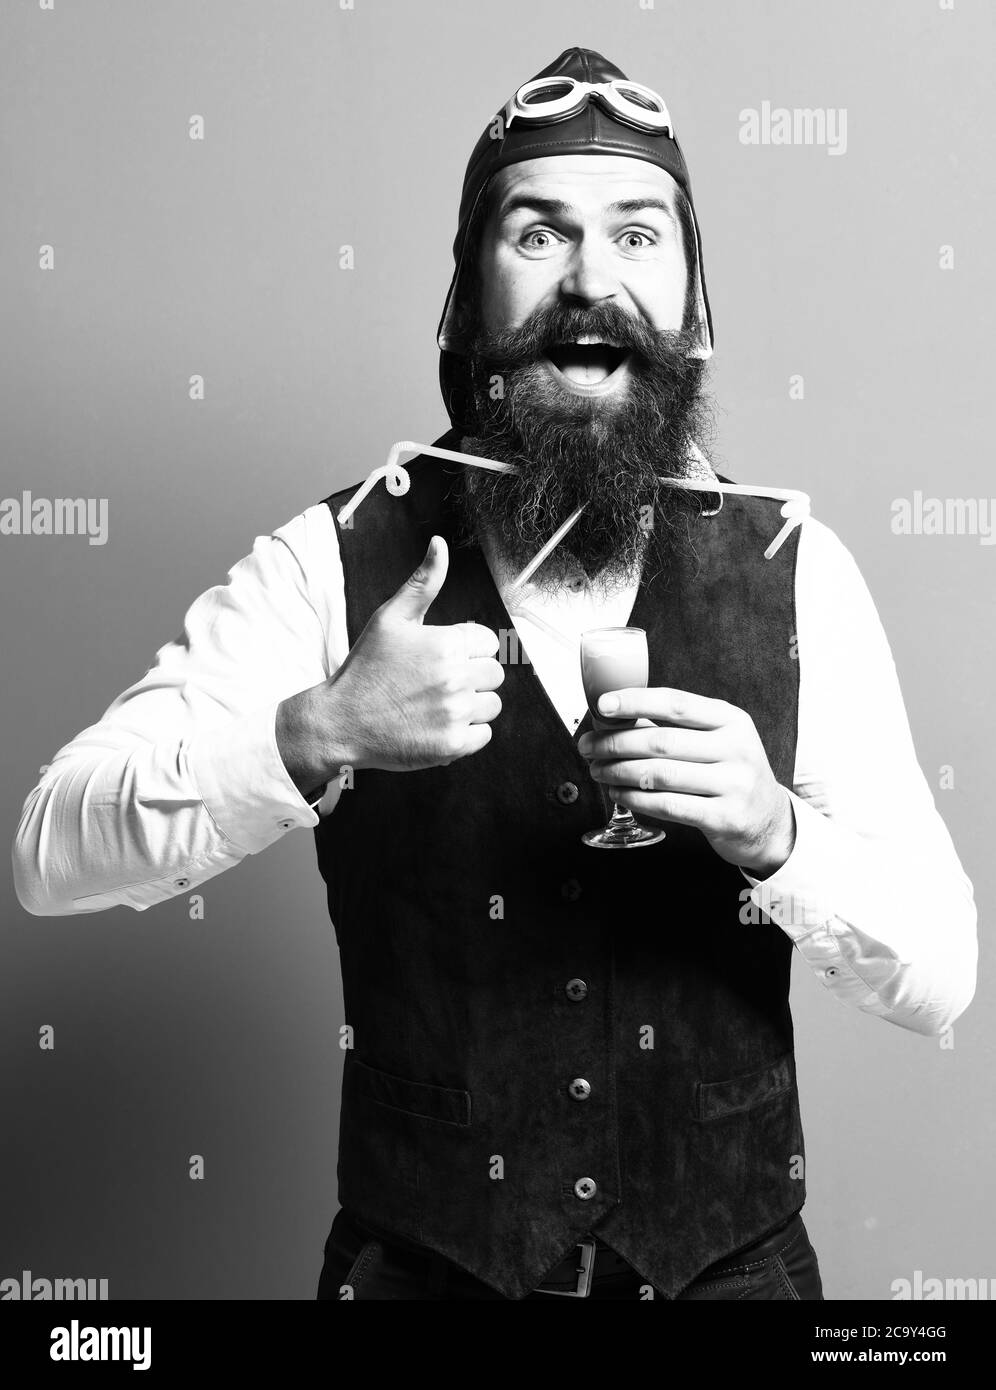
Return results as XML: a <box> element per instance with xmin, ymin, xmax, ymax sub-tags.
<box><xmin>609</xmin><ymin>801</ymin><xmax>637</xmax><ymax>828</ymax></box>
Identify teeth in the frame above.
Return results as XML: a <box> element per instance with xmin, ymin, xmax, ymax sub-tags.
<box><xmin>575</xmin><ymin>334</ymin><xmax>604</xmax><ymax>345</ymax></box>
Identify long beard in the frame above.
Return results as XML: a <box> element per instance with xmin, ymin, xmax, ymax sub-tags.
<box><xmin>451</xmin><ymin>302</ymin><xmax>715</xmax><ymax>596</ymax></box>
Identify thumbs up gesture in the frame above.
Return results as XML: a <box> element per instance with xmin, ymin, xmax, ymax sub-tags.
<box><xmin>276</xmin><ymin>536</ymin><xmax>504</xmax><ymax>789</ymax></box>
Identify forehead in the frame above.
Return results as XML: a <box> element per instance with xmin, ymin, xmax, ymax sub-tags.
<box><xmin>488</xmin><ymin>155</ymin><xmax>681</xmax><ymax>218</ymax></box>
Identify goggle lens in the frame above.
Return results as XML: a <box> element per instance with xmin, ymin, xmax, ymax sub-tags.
<box><xmin>614</xmin><ymin>84</ymin><xmax>664</xmax><ymax>115</ymax></box>
<box><xmin>521</xmin><ymin>80</ymin><xmax>575</xmax><ymax>106</ymax></box>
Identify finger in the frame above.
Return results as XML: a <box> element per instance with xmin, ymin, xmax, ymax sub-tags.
<box><xmin>591</xmin><ymin>758</ymin><xmax>720</xmax><ymax>796</ymax></box>
<box><xmin>595</xmin><ymin>686</ymin><xmax>735</xmax><ymax>729</ymax></box>
<box><xmin>459</xmin><ymin>722</ymin><xmax>493</xmax><ymax>755</ymax></box>
<box><xmin>604</xmin><ymin>786</ymin><xmax>711</xmax><ymax>830</ymax></box>
<box><xmin>470</xmin><ymin>691</ymin><xmax>502</xmax><ymax>724</ymax></box>
<box><xmin>383</xmin><ymin>536</ymin><xmax>449</xmax><ymax>622</ymax></box>
<box><xmin>578</xmin><ymin>725</ymin><xmax>719</xmax><ymax>764</ymax></box>
<box><xmin>469</xmin><ymin>656</ymin><xmax>505</xmax><ymax>693</ymax></box>
<box><xmin>451</xmin><ymin>622</ymin><xmax>500</xmax><ymax>659</ymax></box>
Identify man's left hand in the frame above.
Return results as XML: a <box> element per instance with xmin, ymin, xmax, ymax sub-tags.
<box><xmin>576</xmin><ymin>687</ymin><xmax>796</xmax><ymax>878</ymax></box>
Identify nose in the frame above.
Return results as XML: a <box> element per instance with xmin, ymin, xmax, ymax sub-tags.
<box><xmin>558</xmin><ymin>237</ymin><xmax>619</xmax><ymax>306</ymax></box>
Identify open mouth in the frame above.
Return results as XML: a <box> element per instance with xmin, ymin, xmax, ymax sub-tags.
<box><xmin>543</xmin><ymin>335</ymin><xmax>630</xmax><ymax>389</ymax></box>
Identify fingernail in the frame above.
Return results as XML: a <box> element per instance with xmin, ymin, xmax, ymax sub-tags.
<box><xmin>598</xmin><ymin>694</ymin><xmax>619</xmax><ymax>714</ymax></box>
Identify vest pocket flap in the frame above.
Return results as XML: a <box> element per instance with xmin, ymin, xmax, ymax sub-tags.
<box><xmin>696</xmin><ymin>1053</ymin><xmax>794</xmax><ymax>1121</ymax></box>
<box><xmin>352</xmin><ymin>1058</ymin><xmax>471</xmax><ymax>1127</ymax></box>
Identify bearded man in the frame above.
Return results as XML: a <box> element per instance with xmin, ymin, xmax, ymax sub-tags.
<box><xmin>13</xmin><ymin>49</ymin><xmax>977</xmax><ymax>1301</ymax></box>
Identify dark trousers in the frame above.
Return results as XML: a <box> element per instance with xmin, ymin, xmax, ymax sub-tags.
<box><xmin>316</xmin><ymin>1207</ymin><xmax>824</xmax><ymax>1300</ymax></box>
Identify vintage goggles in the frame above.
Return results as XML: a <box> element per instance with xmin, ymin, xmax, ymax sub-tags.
<box><xmin>504</xmin><ymin>77</ymin><xmax>674</xmax><ymax>136</ymax></box>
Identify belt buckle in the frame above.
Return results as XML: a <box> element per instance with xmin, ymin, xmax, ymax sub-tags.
<box><xmin>537</xmin><ymin>1238</ymin><xmax>598</xmax><ymax>1298</ymax></box>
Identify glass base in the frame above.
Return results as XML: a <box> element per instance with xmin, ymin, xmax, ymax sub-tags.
<box><xmin>582</xmin><ymin>821</ymin><xmax>667</xmax><ymax>850</ymax></box>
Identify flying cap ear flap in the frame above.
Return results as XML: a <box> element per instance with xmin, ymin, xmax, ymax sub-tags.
<box><xmin>436</xmin><ymin>46</ymin><xmax>714</xmax><ymax>429</ymax></box>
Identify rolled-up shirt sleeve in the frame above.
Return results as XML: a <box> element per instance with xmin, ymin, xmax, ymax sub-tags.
<box><xmin>12</xmin><ymin>503</ymin><xmax>346</xmax><ymax>915</ymax></box>
<box><xmin>741</xmin><ymin>517</ymin><xmax>978</xmax><ymax>1037</ymax></box>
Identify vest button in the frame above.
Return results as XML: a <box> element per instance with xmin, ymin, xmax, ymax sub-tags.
<box><xmin>574</xmin><ymin>1177</ymin><xmax>597</xmax><ymax>1200</ymax></box>
<box><xmin>568</xmin><ymin>1078</ymin><xmax>592</xmax><ymax>1101</ymax></box>
<box><xmin>556</xmin><ymin>781</ymin><xmax>579</xmax><ymax>805</ymax></box>
<box><xmin>565</xmin><ymin>978</ymin><xmax>588</xmax><ymax>1002</ymax></box>
<box><xmin>560</xmin><ymin>878</ymin><xmax>583</xmax><ymax>901</ymax></box>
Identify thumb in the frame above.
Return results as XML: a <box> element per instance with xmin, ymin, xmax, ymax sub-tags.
<box><xmin>385</xmin><ymin>535</ymin><xmax>449</xmax><ymax>622</ymax></box>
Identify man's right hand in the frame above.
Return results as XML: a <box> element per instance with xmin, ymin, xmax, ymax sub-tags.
<box><xmin>275</xmin><ymin>535</ymin><xmax>504</xmax><ymax>796</ymax></box>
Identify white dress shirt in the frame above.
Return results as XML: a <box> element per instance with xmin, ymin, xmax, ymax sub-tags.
<box><xmin>12</xmin><ymin>456</ymin><xmax>977</xmax><ymax>1038</ymax></box>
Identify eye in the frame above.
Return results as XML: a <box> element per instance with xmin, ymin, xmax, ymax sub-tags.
<box><xmin>618</xmin><ymin>229</ymin><xmax>655</xmax><ymax>251</ymax></box>
<box><xmin>519</xmin><ymin>227</ymin><xmax>562</xmax><ymax>252</ymax></box>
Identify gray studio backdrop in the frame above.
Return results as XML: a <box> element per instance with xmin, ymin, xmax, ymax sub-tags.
<box><xmin>2</xmin><ymin>0</ymin><xmax>991</xmax><ymax>1300</ymax></box>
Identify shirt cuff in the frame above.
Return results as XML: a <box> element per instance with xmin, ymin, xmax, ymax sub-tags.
<box><xmin>738</xmin><ymin>790</ymin><xmax>840</xmax><ymax>939</ymax></box>
<box><xmin>186</xmin><ymin>701</ymin><xmax>320</xmax><ymax>855</ymax></box>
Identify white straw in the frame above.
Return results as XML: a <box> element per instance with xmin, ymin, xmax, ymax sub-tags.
<box><xmin>335</xmin><ymin>441</ymin><xmax>811</xmax><ymax>566</ymax></box>
<box><xmin>336</xmin><ymin>440</ymin><xmax>522</xmax><ymax>526</ymax></box>
<box><xmin>507</xmin><ymin>504</ymin><xmax>586</xmax><ymax>600</ymax></box>
<box><xmin>392</xmin><ymin>441</ymin><xmax>520</xmax><ymax>474</ymax></box>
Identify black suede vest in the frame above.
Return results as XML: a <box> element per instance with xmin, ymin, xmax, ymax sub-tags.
<box><xmin>314</xmin><ymin>429</ymin><xmax>805</xmax><ymax>1300</ymax></box>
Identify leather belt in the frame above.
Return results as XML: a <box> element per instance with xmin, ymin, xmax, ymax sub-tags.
<box><xmin>532</xmin><ymin>1236</ymin><xmax>637</xmax><ymax>1297</ymax></box>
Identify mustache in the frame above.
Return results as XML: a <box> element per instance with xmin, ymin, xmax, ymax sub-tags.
<box><xmin>469</xmin><ymin>302</ymin><xmax>699</xmax><ymax>371</ymax></box>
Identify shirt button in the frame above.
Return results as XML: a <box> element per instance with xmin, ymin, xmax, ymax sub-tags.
<box><xmin>568</xmin><ymin>1078</ymin><xmax>592</xmax><ymax>1101</ymax></box>
<box><xmin>825</xmin><ymin>967</ymin><xmax>839</xmax><ymax>979</ymax></box>
<box><xmin>174</xmin><ymin>877</ymin><xmax>191</xmax><ymax>889</ymax></box>
<box><xmin>277</xmin><ymin>818</ymin><xmax>295</xmax><ymax>831</ymax></box>
<box><xmin>565</xmin><ymin>978</ymin><xmax>588</xmax><ymax>1002</ymax></box>
<box><xmin>574</xmin><ymin>1177</ymin><xmax>597</xmax><ymax>1200</ymax></box>
<box><xmin>556</xmin><ymin>781</ymin><xmax>579</xmax><ymax>805</ymax></box>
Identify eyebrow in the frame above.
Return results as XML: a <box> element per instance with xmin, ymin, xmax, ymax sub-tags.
<box><xmin>497</xmin><ymin>195</ymin><xmax>678</xmax><ymax>228</ymax></box>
